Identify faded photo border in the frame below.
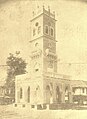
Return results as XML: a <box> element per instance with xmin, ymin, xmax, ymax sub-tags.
<box><xmin>0</xmin><ymin>0</ymin><xmax>87</xmax><ymax>119</ymax></box>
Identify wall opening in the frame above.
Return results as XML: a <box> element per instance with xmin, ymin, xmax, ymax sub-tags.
<box><xmin>65</xmin><ymin>86</ymin><xmax>69</xmax><ymax>103</ymax></box>
<box><xmin>20</xmin><ymin>88</ymin><xmax>23</xmax><ymax>99</ymax></box>
<box><xmin>27</xmin><ymin>87</ymin><xmax>30</xmax><ymax>103</ymax></box>
<box><xmin>56</xmin><ymin>86</ymin><xmax>61</xmax><ymax>103</ymax></box>
<box><xmin>46</xmin><ymin>85</ymin><xmax>52</xmax><ymax>104</ymax></box>
<box><xmin>45</xmin><ymin>25</ymin><xmax>49</xmax><ymax>34</ymax></box>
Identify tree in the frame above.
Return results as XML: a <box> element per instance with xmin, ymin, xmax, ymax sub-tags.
<box><xmin>5</xmin><ymin>51</ymin><xmax>27</xmax><ymax>100</ymax></box>
<box><xmin>6</xmin><ymin>51</ymin><xmax>27</xmax><ymax>78</ymax></box>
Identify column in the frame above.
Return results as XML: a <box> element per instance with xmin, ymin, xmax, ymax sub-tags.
<box><xmin>15</xmin><ymin>87</ymin><xmax>20</xmax><ymax>103</ymax></box>
<box><xmin>53</xmin><ymin>84</ymin><xmax>56</xmax><ymax>103</ymax></box>
<box><xmin>24</xmin><ymin>88</ymin><xmax>27</xmax><ymax>103</ymax></box>
<box><xmin>69</xmin><ymin>92</ymin><xmax>73</xmax><ymax>103</ymax></box>
<box><xmin>61</xmin><ymin>92</ymin><xmax>65</xmax><ymax>103</ymax></box>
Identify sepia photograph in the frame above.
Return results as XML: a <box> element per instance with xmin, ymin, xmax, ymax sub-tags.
<box><xmin>0</xmin><ymin>0</ymin><xmax>87</xmax><ymax>118</ymax></box>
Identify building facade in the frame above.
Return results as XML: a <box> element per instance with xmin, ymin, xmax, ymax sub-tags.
<box><xmin>15</xmin><ymin>6</ymin><xmax>87</xmax><ymax>108</ymax></box>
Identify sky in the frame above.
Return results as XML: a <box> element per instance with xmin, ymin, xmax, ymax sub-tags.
<box><xmin>0</xmin><ymin>0</ymin><xmax>87</xmax><ymax>80</ymax></box>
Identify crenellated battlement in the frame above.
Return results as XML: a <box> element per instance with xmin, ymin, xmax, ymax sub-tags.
<box><xmin>31</xmin><ymin>5</ymin><xmax>55</xmax><ymax>21</ymax></box>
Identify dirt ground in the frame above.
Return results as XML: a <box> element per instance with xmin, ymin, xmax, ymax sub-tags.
<box><xmin>0</xmin><ymin>105</ymin><xmax>87</xmax><ymax>119</ymax></box>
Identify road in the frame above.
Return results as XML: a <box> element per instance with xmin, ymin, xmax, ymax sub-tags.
<box><xmin>0</xmin><ymin>105</ymin><xmax>87</xmax><ymax>119</ymax></box>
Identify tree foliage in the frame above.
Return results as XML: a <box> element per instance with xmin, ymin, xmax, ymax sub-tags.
<box><xmin>6</xmin><ymin>52</ymin><xmax>27</xmax><ymax>78</ymax></box>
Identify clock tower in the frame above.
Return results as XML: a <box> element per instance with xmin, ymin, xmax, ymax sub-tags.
<box><xmin>15</xmin><ymin>5</ymin><xmax>73</xmax><ymax>107</ymax></box>
<box><xmin>30</xmin><ymin>6</ymin><xmax>57</xmax><ymax>78</ymax></box>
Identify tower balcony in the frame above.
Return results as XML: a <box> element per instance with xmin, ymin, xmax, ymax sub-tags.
<box><xmin>30</xmin><ymin>49</ymin><xmax>42</xmax><ymax>58</ymax></box>
<box><xmin>46</xmin><ymin>51</ymin><xmax>57</xmax><ymax>60</ymax></box>
<box><xmin>43</xmin><ymin>71</ymin><xmax>71</xmax><ymax>80</ymax></box>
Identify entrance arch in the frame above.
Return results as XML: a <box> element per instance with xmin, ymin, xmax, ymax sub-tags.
<box><xmin>56</xmin><ymin>86</ymin><xmax>61</xmax><ymax>103</ymax></box>
<box><xmin>65</xmin><ymin>86</ymin><xmax>69</xmax><ymax>103</ymax></box>
<box><xmin>46</xmin><ymin>85</ymin><xmax>52</xmax><ymax>104</ymax></box>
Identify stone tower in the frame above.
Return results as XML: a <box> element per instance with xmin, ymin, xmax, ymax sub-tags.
<box><xmin>30</xmin><ymin>6</ymin><xmax>57</xmax><ymax>78</ymax></box>
<box><xmin>29</xmin><ymin>6</ymin><xmax>58</xmax><ymax>104</ymax></box>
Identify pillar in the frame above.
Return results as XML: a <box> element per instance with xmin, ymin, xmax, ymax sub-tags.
<box><xmin>61</xmin><ymin>92</ymin><xmax>65</xmax><ymax>103</ymax></box>
<box><xmin>69</xmin><ymin>92</ymin><xmax>73</xmax><ymax>103</ymax></box>
<box><xmin>46</xmin><ymin>104</ymin><xmax>49</xmax><ymax>110</ymax></box>
<box><xmin>15</xmin><ymin>86</ymin><xmax>20</xmax><ymax>103</ymax></box>
<box><xmin>53</xmin><ymin>84</ymin><xmax>56</xmax><ymax>103</ymax></box>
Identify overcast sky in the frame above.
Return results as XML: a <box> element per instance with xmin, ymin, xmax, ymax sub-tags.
<box><xmin>0</xmin><ymin>0</ymin><xmax>87</xmax><ymax>80</ymax></box>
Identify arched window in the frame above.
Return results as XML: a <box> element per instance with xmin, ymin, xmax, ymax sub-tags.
<box><xmin>82</xmin><ymin>88</ymin><xmax>84</xmax><ymax>93</ymax></box>
<box><xmin>20</xmin><ymin>88</ymin><xmax>22</xmax><ymax>99</ymax></box>
<box><xmin>56</xmin><ymin>86</ymin><xmax>61</xmax><ymax>103</ymax></box>
<box><xmin>27</xmin><ymin>87</ymin><xmax>30</xmax><ymax>103</ymax></box>
<box><xmin>45</xmin><ymin>25</ymin><xmax>49</xmax><ymax>34</ymax></box>
<box><xmin>34</xmin><ymin>63</ymin><xmax>40</xmax><ymax>72</ymax></box>
<box><xmin>38</xmin><ymin>26</ymin><xmax>41</xmax><ymax>34</ymax></box>
<box><xmin>65</xmin><ymin>86</ymin><xmax>69</xmax><ymax>103</ymax></box>
<box><xmin>35</xmin><ymin>85</ymin><xmax>41</xmax><ymax>103</ymax></box>
<box><xmin>65</xmin><ymin>87</ymin><xmax>68</xmax><ymax>95</ymax></box>
<box><xmin>35</xmin><ymin>42</ymin><xmax>39</xmax><ymax>47</ymax></box>
<box><xmin>50</xmin><ymin>27</ymin><xmax>54</xmax><ymax>36</ymax></box>
<box><xmin>46</xmin><ymin>85</ymin><xmax>51</xmax><ymax>103</ymax></box>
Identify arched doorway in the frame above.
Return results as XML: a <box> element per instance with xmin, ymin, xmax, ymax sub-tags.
<box><xmin>27</xmin><ymin>87</ymin><xmax>30</xmax><ymax>103</ymax></box>
<box><xmin>46</xmin><ymin>85</ymin><xmax>52</xmax><ymax>104</ymax></box>
<box><xmin>65</xmin><ymin>86</ymin><xmax>69</xmax><ymax>103</ymax></box>
<box><xmin>56</xmin><ymin>86</ymin><xmax>61</xmax><ymax>103</ymax></box>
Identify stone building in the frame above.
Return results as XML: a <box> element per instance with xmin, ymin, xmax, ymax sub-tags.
<box><xmin>15</xmin><ymin>6</ymin><xmax>87</xmax><ymax>108</ymax></box>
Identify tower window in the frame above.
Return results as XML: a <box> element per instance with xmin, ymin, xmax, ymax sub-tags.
<box><xmin>82</xmin><ymin>88</ymin><xmax>84</xmax><ymax>93</ymax></box>
<box><xmin>35</xmin><ymin>22</ymin><xmax>39</xmax><ymax>26</ymax></box>
<box><xmin>35</xmin><ymin>68</ymin><xmax>39</xmax><ymax>72</ymax></box>
<box><xmin>50</xmin><ymin>27</ymin><xmax>54</xmax><ymax>36</ymax></box>
<box><xmin>35</xmin><ymin>42</ymin><xmax>39</xmax><ymax>47</ymax></box>
<box><xmin>34</xmin><ymin>63</ymin><xmax>40</xmax><ymax>72</ymax></box>
<box><xmin>38</xmin><ymin>26</ymin><xmax>41</xmax><ymax>34</ymax></box>
<box><xmin>33</xmin><ymin>28</ymin><xmax>36</xmax><ymax>36</ymax></box>
<box><xmin>45</xmin><ymin>25</ymin><xmax>49</xmax><ymax>34</ymax></box>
